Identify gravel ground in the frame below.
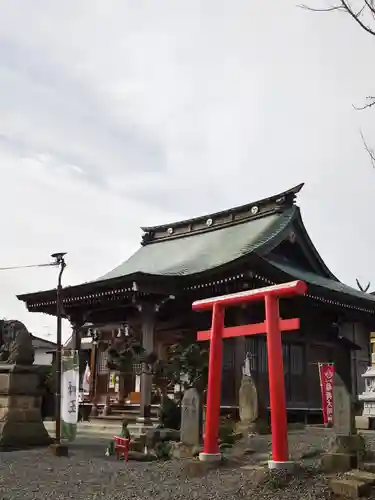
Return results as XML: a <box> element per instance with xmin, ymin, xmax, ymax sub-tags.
<box><xmin>0</xmin><ymin>429</ymin><xmax>353</xmax><ymax>500</ymax></box>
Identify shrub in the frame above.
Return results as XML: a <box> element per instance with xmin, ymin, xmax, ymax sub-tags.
<box><xmin>159</xmin><ymin>396</ymin><xmax>180</xmax><ymax>430</ymax></box>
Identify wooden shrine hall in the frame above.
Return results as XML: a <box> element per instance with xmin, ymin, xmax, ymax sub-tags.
<box><xmin>17</xmin><ymin>183</ymin><xmax>375</xmax><ymax>421</ymax></box>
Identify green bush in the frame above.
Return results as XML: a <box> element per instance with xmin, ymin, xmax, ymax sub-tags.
<box><xmin>154</xmin><ymin>441</ymin><xmax>172</xmax><ymax>460</ymax></box>
<box><xmin>159</xmin><ymin>396</ymin><xmax>180</xmax><ymax>430</ymax></box>
<box><xmin>218</xmin><ymin>417</ymin><xmax>236</xmax><ymax>445</ymax></box>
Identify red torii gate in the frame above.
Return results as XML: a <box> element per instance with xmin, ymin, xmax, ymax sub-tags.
<box><xmin>192</xmin><ymin>280</ymin><xmax>307</xmax><ymax>469</ymax></box>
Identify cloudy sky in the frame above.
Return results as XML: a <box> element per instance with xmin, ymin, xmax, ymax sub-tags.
<box><xmin>0</xmin><ymin>0</ymin><xmax>374</xmax><ymax>341</ymax></box>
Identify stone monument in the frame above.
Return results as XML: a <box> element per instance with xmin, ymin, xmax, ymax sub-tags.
<box><xmin>0</xmin><ymin>321</ymin><xmax>51</xmax><ymax>448</ymax></box>
<box><xmin>181</xmin><ymin>387</ymin><xmax>200</xmax><ymax>447</ymax></box>
<box><xmin>321</xmin><ymin>373</ymin><xmax>365</xmax><ymax>472</ymax></box>
<box><xmin>333</xmin><ymin>373</ymin><xmax>354</xmax><ymax>436</ymax></box>
<box><xmin>356</xmin><ymin>332</ymin><xmax>375</xmax><ymax>430</ymax></box>
<box><xmin>236</xmin><ymin>354</ymin><xmax>268</xmax><ymax>435</ymax></box>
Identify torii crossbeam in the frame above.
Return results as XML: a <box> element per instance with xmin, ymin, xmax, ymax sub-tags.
<box><xmin>192</xmin><ymin>280</ymin><xmax>307</xmax><ymax>470</ymax></box>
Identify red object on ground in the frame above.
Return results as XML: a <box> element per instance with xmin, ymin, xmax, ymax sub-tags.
<box><xmin>193</xmin><ymin>280</ymin><xmax>307</xmax><ymax>464</ymax></box>
<box><xmin>318</xmin><ymin>363</ymin><xmax>335</xmax><ymax>426</ymax></box>
<box><xmin>114</xmin><ymin>436</ymin><xmax>130</xmax><ymax>463</ymax></box>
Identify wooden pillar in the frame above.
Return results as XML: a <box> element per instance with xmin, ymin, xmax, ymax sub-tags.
<box><xmin>137</xmin><ymin>303</ymin><xmax>156</xmax><ymax>423</ymax></box>
<box><xmin>70</xmin><ymin>314</ymin><xmax>85</xmax><ymax>351</ymax></box>
<box><xmin>69</xmin><ymin>319</ymin><xmax>84</xmax><ymax>396</ymax></box>
<box><xmin>72</xmin><ymin>325</ymin><xmax>82</xmax><ymax>352</ymax></box>
<box><xmin>90</xmin><ymin>342</ymin><xmax>98</xmax><ymax>401</ymax></box>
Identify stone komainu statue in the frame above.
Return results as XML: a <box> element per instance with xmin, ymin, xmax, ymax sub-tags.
<box><xmin>0</xmin><ymin>320</ymin><xmax>34</xmax><ymax>365</ymax></box>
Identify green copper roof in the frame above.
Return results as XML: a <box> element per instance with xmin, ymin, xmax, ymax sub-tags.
<box><xmin>99</xmin><ymin>208</ymin><xmax>295</xmax><ymax>280</ymax></box>
<box><xmin>266</xmin><ymin>257</ymin><xmax>375</xmax><ymax>304</ymax></box>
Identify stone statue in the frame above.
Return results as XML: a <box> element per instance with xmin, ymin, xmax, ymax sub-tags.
<box><xmin>0</xmin><ymin>320</ymin><xmax>34</xmax><ymax>365</ymax></box>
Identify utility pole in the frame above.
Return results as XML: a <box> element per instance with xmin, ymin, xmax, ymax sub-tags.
<box><xmin>51</xmin><ymin>252</ymin><xmax>68</xmax><ymax>456</ymax></box>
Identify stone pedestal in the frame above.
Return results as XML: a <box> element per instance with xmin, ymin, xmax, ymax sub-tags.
<box><xmin>321</xmin><ymin>434</ymin><xmax>366</xmax><ymax>472</ymax></box>
<box><xmin>0</xmin><ymin>364</ymin><xmax>51</xmax><ymax>449</ymax></box>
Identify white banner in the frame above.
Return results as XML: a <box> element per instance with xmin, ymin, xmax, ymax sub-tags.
<box><xmin>61</xmin><ymin>350</ymin><xmax>79</xmax><ymax>441</ymax></box>
<box><xmin>82</xmin><ymin>362</ymin><xmax>91</xmax><ymax>393</ymax></box>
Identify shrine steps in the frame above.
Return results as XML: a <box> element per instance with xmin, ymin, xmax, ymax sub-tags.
<box><xmin>93</xmin><ymin>404</ymin><xmax>160</xmax><ymax>423</ymax></box>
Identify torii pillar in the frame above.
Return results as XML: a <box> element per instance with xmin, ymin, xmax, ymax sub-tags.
<box><xmin>192</xmin><ymin>280</ymin><xmax>307</xmax><ymax>470</ymax></box>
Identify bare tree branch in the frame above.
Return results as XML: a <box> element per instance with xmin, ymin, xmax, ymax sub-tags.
<box><xmin>299</xmin><ymin>1</ymin><xmax>375</xmax><ymax>36</ymax></box>
<box><xmin>360</xmin><ymin>130</ymin><xmax>375</xmax><ymax>168</ymax></box>
<box><xmin>298</xmin><ymin>4</ymin><xmax>344</xmax><ymax>11</ymax></box>
<box><xmin>364</xmin><ymin>0</ymin><xmax>375</xmax><ymax>16</ymax></box>
<box><xmin>341</xmin><ymin>0</ymin><xmax>375</xmax><ymax>35</ymax></box>
<box><xmin>301</xmin><ymin>2</ymin><xmax>375</xmax><ymax>169</ymax></box>
<box><xmin>353</xmin><ymin>96</ymin><xmax>375</xmax><ymax>110</ymax></box>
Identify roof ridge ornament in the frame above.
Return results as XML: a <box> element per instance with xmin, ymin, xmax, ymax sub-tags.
<box><xmin>356</xmin><ymin>278</ymin><xmax>371</xmax><ymax>294</ymax></box>
<box><xmin>141</xmin><ymin>183</ymin><xmax>304</xmax><ymax>245</ymax></box>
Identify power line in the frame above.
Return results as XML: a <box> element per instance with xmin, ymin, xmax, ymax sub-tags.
<box><xmin>0</xmin><ymin>262</ymin><xmax>57</xmax><ymax>271</ymax></box>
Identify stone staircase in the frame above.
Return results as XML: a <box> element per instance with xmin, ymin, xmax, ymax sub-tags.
<box><xmin>93</xmin><ymin>404</ymin><xmax>160</xmax><ymax>424</ymax></box>
<box><xmin>44</xmin><ymin>404</ymin><xmax>160</xmax><ymax>440</ymax></box>
<box><xmin>330</xmin><ymin>465</ymin><xmax>375</xmax><ymax>498</ymax></box>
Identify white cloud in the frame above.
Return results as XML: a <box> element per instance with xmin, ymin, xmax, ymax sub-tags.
<box><xmin>0</xmin><ymin>0</ymin><xmax>374</xmax><ymax>340</ymax></box>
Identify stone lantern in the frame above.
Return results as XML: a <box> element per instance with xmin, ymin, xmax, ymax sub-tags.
<box><xmin>356</xmin><ymin>333</ymin><xmax>375</xmax><ymax>429</ymax></box>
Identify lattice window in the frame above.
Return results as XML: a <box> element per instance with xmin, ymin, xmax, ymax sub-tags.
<box><xmin>97</xmin><ymin>350</ymin><xmax>108</xmax><ymax>374</ymax></box>
<box><xmin>283</xmin><ymin>344</ymin><xmax>290</xmax><ymax>374</ymax></box>
<box><xmin>290</xmin><ymin>344</ymin><xmax>304</xmax><ymax>375</ymax></box>
<box><xmin>258</xmin><ymin>339</ymin><xmax>268</xmax><ymax>373</ymax></box>
<box><xmin>222</xmin><ymin>340</ymin><xmax>235</xmax><ymax>371</ymax></box>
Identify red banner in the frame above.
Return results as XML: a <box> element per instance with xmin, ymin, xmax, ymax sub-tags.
<box><xmin>318</xmin><ymin>363</ymin><xmax>335</xmax><ymax>426</ymax></box>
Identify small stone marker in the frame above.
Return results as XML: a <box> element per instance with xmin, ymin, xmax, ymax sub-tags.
<box><xmin>239</xmin><ymin>368</ymin><xmax>259</xmax><ymax>425</ymax></box>
<box><xmin>333</xmin><ymin>373</ymin><xmax>354</xmax><ymax>436</ymax></box>
<box><xmin>236</xmin><ymin>355</ymin><xmax>268</xmax><ymax>434</ymax></box>
<box><xmin>181</xmin><ymin>388</ymin><xmax>200</xmax><ymax>446</ymax></box>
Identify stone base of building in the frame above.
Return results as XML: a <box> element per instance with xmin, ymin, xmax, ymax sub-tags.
<box><xmin>0</xmin><ymin>364</ymin><xmax>51</xmax><ymax>449</ymax></box>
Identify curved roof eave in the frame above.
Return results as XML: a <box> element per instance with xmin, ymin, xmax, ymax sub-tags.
<box><xmin>293</xmin><ymin>207</ymin><xmax>340</xmax><ymax>281</ymax></box>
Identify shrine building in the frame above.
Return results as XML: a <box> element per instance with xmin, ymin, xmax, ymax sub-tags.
<box><xmin>17</xmin><ymin>183</ymin><xmax>375</xmax><ymax>421</ymax></box>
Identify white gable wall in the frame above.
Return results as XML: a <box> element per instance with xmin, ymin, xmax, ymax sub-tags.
<box><xmin>34</xmin><ymin>349</ymin><xmax>53</xmax><ymax>366</ymax></box>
